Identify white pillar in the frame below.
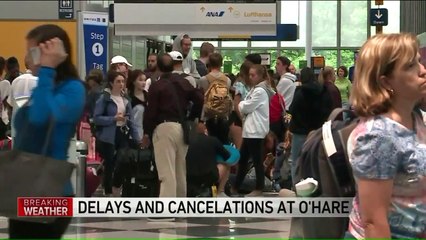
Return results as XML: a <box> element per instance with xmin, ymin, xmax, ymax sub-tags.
<box><xmin>306</xmin><ymin>0</ymin><xmax>313</xmax><ymax>67</ymax></box>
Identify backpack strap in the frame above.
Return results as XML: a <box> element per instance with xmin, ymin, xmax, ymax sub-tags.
<box><xmin>328</xmin><ymin>108</ymin><xmax>355</xmax><ymax>121</ymax></box>
<box><xmin>277</xmin><ymin>93</ymin><xmax>285</xmax><ymax>112</ymax></box>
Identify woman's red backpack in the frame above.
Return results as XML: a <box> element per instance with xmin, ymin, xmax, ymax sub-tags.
<box><xmin>269</xmin><ymin>93</ymin><xmax>286</xmax><ymax>124</ymax></box>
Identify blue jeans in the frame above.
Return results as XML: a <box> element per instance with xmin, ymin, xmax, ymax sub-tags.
<box><xmin>342</xmin><ymin>102</ymin><xmax>351</xmax><ymax>120</ymax></box>
<box><xmin>272</xmin><ymin>143</ymin><xmax>285</xmax><ymax>180</ymax></box>
<box><xmin>290</xmin><ymin>133</ymin><xmax>307</xmax><ymax>182</ymax></box>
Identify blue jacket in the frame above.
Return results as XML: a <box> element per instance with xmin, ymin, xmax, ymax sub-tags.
<box><xmin>13</xmin><ymin>67</ymin><xmax>86</xmax><ymax>196</ymax></box>
<box><xmin>93</xmin><ymin>90</ymin><xmax>140</xmax><ymax>144</ymax></box>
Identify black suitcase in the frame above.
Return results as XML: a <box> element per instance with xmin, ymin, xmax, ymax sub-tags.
<box><xmin>117</xmin><ymin>147</ymin><xmax>159</xmax><ymax>197</ymax></box>
<box><xmin>122</xmin><ymin>178</ymin><xmax>159</xmax><ymax>197</ymax></box>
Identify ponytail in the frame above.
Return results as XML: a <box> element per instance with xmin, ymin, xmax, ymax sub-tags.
<box><xmin>318</xmin><ymin>66</ymin><xmax>334</xmax><ymax>84</ymax></box>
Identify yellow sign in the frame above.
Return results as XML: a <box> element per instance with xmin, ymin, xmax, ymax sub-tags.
<box><xmin>375</xmin><ymin>0</ymin><xmax>383</xmax><ymax>5</ymax></box>
<box><xmin>0</xmin><ymin>20</ymin><xmax>77</xmax><ymax>68</ymax></box>
<box><xmin>312</xmin><ymin>56</ymin><xmax>325</xmax><ymax>68</ymax></box>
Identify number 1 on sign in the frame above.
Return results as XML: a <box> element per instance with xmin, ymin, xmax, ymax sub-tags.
<box><xmin>92</xmin><ymin>43</ymin><xmax>103</xmax><ymax>57</ymax></box>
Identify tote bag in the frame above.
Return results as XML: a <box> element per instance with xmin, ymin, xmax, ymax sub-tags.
<box><xmin>0</xmin><ymin>118</ymin><xmax>75</xmax><ymax>223</ymax></box>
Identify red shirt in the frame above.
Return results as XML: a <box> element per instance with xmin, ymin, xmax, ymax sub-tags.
<box><xmin>270</xmin><ymin>93</ymin><xmax>285</xmax><ymax>123</ymax></box>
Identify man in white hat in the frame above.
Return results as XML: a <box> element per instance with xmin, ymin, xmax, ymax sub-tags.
<box><xmin>110</xmin><ymin>55</ymin><xmax>132</xmax><ymax>80</ymax></box>
<box><xmin>169</xmin><ymin>51</ymin><xmax>197</xmax><ymax>88</ymax></box>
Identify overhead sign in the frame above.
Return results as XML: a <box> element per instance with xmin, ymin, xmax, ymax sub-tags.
<box><xmin>370</xmin><ymin>8</ymin><xmax>388</xmax><ymax>26</ymax></box>
<box><xmin>192</xmin><ymin>24</ymin><xmax>298</xmax><ymax>41</ymax></box>
<box><xmin>114</xmin><ymin>3</ymin><xmax>277</xmax><ymax>37</ymax></box>
<box><xmin>195</xmin><ymin>4</ymin><xmax>275</xmax><ymax>25</ymax></box>
<box><xmin>83</xmin><ymin>12</ymin><xmax>108</xmax><ymax>76</ymax></box>
<box><xmin>58</xmin><ymin>0</ymin><xmax>74</xmax><ymax>19</ymax></box>
<box><xmin>251</xmin><ymin>24</ymin><xmax>298</xmax><ymax>41</ymax></box>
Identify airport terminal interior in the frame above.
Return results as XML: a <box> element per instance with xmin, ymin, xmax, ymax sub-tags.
<box><xmin>0</xmin><ymin>0</ymin><xmax>425</xmax><ymax>239</ymax></box>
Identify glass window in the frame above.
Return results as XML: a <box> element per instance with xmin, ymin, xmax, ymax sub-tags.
<box><xmin>251</xmin><ymin>41</ymin><xmax>278</xmax><ymax>48</ymax></box>
<box><xmin>340</xmin><ymin>49</ymin><xmax>357</xmax><ymax>68</ymax></box>
<box><xmin>341</xmin><ymin>1</ymin><xmax>368</xmax><ymax>47</ymax></box>
<box><xmin>191</xmin><ymin>49</ymin><xmax>201</xmax><ymax>60</ymax></box>
<box><xmin>103</xmin><ymin>0</ymin><xmax>112</xmax><ymax>8</ymax></box>
<box><xmin>312</xmin><ymin>50</ymin><xmax>338</xmax><ymax>68</ymax></box>
<box><xmin>135</xmin><ymin>39</ymin><xmax>146</xmax><ymax>70</ymax></box>
<box><xmin>281</xmin><ymin>1</ymin><xmax>306</xmax><ymax>47</ymax></box>
<box><xmin>87</xmin><ymin>0</ymin><xmax>103</xmax><ymax>5</ymax></box>
<box><xmin>192</xmin><ymin>41</ymin><xmax>219</xmax><ymax>48</ymax></box>
<box><xmin>221</xmin><ymin>41</ymin><xmax>248</xmax><ymax>48</ymax></box>
<box><xmin>112</xmin><ymin>36</ymin><xmax>121</xmax><ymax>57</ymax></box>
<box><xmin>220</xmin><ymin>49</ymin><xmax>249</xmax><ymax>74</ymax></box>
<box><xmin>370</xmin><ymin>1</ymin><xmax>400</xmax><ymax>35</ymax></box>
<box><xmin>121</xmin><ymin>37</ymin><xmax>132</xmax><ymax>66</ymax></box>
<box><xmin>280</xmin><ymin>49</ymin><xmax>306</xmax><ymax>70</ymax></box>
<box><xmin>312</xmin><ymin>1</ymin><xmax>337</xmax><ymax>47</ymax></box>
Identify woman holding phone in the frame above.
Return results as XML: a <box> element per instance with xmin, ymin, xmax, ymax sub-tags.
<box><xmin>8</xmin><ymin>25</ymin><xmax>85</xmax><ymax>238</ymax></box>
<box><xmin>94</xmin><ymin>71</ymin><xmax>142</xmax><ymax>197</ymax></box>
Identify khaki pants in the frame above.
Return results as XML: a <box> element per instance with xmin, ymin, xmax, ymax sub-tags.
<box><xmin>153</xmin><ymin>122</ymin><xmax>188</xmax><ymax>197</ymax></box>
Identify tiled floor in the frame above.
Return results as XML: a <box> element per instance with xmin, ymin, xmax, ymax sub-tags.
<box><xmin>0</xmin><ymin>216</ymin><xmax>291</xmax><ymax>239</ymax></box>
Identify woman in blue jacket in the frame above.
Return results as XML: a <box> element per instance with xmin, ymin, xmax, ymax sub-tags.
<box><xmin>94</xmin><ymin>71</ymin><xmax>141</xmax><ymax>197</ymax></box>
<box><xmin>9</xmin><ymin>25</ymin><xmax>85</xmax><ymax>238</ymax></box>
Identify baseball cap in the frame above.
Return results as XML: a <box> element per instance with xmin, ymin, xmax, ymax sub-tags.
<box><xmin>110</xmin><ymin>55</ymin><xmax>132</xmax><ymax>67</ymax></box>
<box><xmin>169</xmin><ymin>51</ymin><xmax>183</xmax><ymax>61</ymax></box>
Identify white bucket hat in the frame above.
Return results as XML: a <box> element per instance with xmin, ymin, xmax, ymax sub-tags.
<box><xmin>110</xmin><ymin>55</ymin><xmax>132</xmax><ymax>67</ymax></box>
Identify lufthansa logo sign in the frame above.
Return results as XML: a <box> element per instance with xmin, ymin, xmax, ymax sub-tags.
<box><xmin>244</xmin><ymin>12</ymin><xmax>273</xmax><ymax>17</ymax></box>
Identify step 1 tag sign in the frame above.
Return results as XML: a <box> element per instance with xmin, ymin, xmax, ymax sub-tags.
<box><xmin>322</xmin><ymin>120</ymin><xmax>337</xmax><ymax>157</ymax></box>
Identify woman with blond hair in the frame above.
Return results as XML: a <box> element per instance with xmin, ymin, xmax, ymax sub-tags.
<box><xmin>346</xmin><ymin>33</ymin><xmax>426</xmax><ymax>239</ymax></box>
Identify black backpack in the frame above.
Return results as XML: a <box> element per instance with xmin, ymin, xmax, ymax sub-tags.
<box><xmin>289</xmin><ymin>108</ymin><xmax>358</xmax><ymax>239</ymax></box>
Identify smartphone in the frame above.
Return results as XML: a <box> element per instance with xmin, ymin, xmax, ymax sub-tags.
<box><xmin>29</xmin><ymin>47</ymin><xmax>41</xmax><ymax>65</ymax></box>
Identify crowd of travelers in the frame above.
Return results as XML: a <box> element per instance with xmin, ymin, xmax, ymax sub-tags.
<box><xmin>0</xmin><ymin>26</ymin><xmax>424</xmax><ymax>239</ymax></box>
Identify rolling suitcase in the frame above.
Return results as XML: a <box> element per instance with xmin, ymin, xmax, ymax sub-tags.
<box><xmin>119</xmin><ymin>147</ymin><xmax>159</xmax><ymax>197</ymax></box>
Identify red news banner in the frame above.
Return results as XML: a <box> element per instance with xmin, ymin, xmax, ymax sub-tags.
<box><xmin>17</xmin><ymin>197</ymin><xmax>73</xmax><ymax>217</ymax></box>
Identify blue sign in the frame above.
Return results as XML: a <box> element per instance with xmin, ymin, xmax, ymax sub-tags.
<box><xmin>83</xmin><ymin>13</ymin><xmax>108</xmax><ymax>76</ymax></box>
<box><xmin>370</xmin><ymin>8</ymin><xmax>388</xmax><ymax>26</ymax></box>
<box><xmin>251</xmin><ymin>24</ymin><xmax>298</xmax><ymax>41</ymax></box>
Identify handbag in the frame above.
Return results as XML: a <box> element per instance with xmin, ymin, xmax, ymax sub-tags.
<box><xmin>278</xmin><ymin>94</ymin><xmax>292</xmax><ymax>126</ymax></box>
<box><xmin>0</xmin><ymin>118</ymin><xmax>75</xmax><ymax>223</ymax></box>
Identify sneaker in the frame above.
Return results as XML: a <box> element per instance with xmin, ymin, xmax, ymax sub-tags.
<box><xmin>272</xmin><ymin>180</ymin><xmax>282</xmax><ymax>192</ymax></box>
<box><xmin>147</xmin><ymin>217</ymin><xmax>175</xmax><ymax>222</ymax></box>
<box><xmin>245</xmin><ymin>190</ymin><xmax>263</xmax><ymax>197</ymax></box>
<box><xmin>217</xmin><ymin>192</ymin><xmax>229</xmax><ymax>198</ymax></box>
<box><xmin>278</xmin><ymin>189</ymin><xmax>296</xmax><ymax>197</ymax></box>
<box><xmin>112</xmin><ymin>187</ymin><xmax>121</xmax><ymax>197</ymax></box>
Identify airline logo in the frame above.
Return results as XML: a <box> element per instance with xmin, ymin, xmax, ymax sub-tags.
<box><xmin>206</xmin><ymin>11</ymin><xmax>225</xmax><ymax>17</ymax></box>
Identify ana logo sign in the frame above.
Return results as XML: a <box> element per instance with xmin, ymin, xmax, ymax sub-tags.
<box><xmin>206</xmin><ymin>11</ymin><xmax>225</xmax><ymax>17</ymax></box>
